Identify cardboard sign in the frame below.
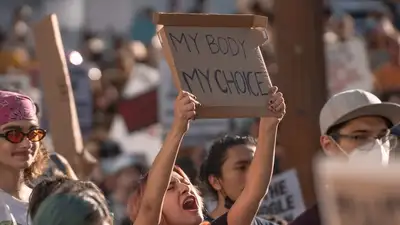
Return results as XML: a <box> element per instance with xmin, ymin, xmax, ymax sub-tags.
<box><xmin>315</xmin><ymin>158</ymin><xmax>400</xmax><ymax>225</ymax></box>
<box><xmin>33</xmin><ymin>14</ymin><xmax>92</xmax><ymax>177</ymax></box>
<box><xmin>259</xmin><ymin>169</ymin><xmax>306</xmax><ymax>221</ymax></box>
<box><xmin>158</xmin><ymin>58</ymin><xmax>230</xmax><ymax>147</ymax></box>
<box><xmin>155</xmin><ymin>13</ymin><xmax>272</xmax><ymax>118</ymax></box>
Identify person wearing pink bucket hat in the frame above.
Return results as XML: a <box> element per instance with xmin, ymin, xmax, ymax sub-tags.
<box><xmin>0</xmin><ymin>90</ymin><xmax>48</xmax><ymax>225</ymax></box>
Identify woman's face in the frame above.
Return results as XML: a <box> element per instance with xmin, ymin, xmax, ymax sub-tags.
<box><xmin>0</xmin><ymin>119</ymin><xmax>41</xmax><ymax>170</ymax></box>
<box><xmin>162</xmin><ymin>171</ymin><xmax>203</xmax><ymax>225</ymax></box>
<box><xmin>218</xmin><ymin>144</ymin><xmax>255</xmax><ymax>201</ymax></box>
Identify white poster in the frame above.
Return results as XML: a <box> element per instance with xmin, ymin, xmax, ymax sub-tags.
<box><xmin>158</xmin><ymin>58</ymin><xmax>230</xmax><ymax>147</ymax></box>
<box><xmin>259</xmin><ymin>169</ymin><xmax>306</xmax><ymax>221</ymax></box>
<box><xmin>315</xmin><ymin>157</ymin><xmax>400</xmax><ymax>225</ymax></box>
<box><xmin>325</xmin><ymin>38</ymin><xmax>373</xmax><ymax>97</ymax></box>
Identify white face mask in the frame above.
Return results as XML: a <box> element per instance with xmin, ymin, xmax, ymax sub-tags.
<box><xmin>335</xmin><ymin>139</ymin><xmax>391</xmax><ymax>165</ymax></box>
<box><xmin>347</xmin><ymin>140</ymin><xmax>390</xmax><ymax>165</ymax></box>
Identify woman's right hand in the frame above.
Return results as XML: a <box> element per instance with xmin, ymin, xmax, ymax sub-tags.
<box><xmin>172</xmin><ymin>91</ymin><xmax>200</xmax><ymax>134</ymax></box>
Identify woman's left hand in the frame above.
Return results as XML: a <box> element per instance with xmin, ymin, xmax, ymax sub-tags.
<box><xmin>262</xmin><ymin>86</ymin><xmax>286</xmax><ymax>124</ymax></box>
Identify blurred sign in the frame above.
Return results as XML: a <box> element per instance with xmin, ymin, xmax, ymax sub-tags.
<box><xmin>325</xmin><ymin>38</ymin><xmax>373</xmax><ymax>96</ymax></box>
<box><xmin>158</xmin><ymin>58</ymin><xmax>230</xmax><ymax>147</ymax></box>
<box><xmin>315</xmin><ymin>157</ymin><xmax>400</xmax><ymax>225</ymax></box>
<box><xmin>109</xmin><ymin>63</ymin><xmax>162</xmax><ymax>164</ymax></box>
<box><xmin>259</xmin><ymin>169</ymin><xmax>305</xmax><ymax>221</ymax></box>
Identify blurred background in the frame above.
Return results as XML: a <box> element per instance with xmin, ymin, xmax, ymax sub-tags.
<box><xmin>3</xmin><ymin>0</ymin><xmax>400</xmax><ymax>224</ymax></box>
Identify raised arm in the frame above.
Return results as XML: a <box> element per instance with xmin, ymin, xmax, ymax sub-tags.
<box><xmin>227</xmin><ymin>86</ymin><xmax>285</xmax><ymax>225</ymax></box>
<box><xmin>134</xmin><ymin>91</ymin><xmax>199</xmax><ymax>225</ymax></box>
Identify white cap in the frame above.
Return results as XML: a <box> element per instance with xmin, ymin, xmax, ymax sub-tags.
<box><xmin>319</xmin><ymin>89</ymin><xmax>400</xmax><ymax>134</ymax></box>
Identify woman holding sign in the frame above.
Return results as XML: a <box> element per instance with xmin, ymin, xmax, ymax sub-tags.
<box><xmin>0</xmin><ymin>90</ymin><xmax>48</xmax><ymax>225</ymax></box>
<box><xmin>127</xmin><ymin>86</ymin><xmax>285</xmax><ymax>225</ymax></box>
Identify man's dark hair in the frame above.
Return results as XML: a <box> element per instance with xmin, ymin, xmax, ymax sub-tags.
<box><xmin>176</xmin><ymin>157</ymin><xmax>198</xmax><ymax>185</ymax></box>
<box><xmin>200</xmin><ymin>135</ymin><xmax>257</xmax><ymax>198</ymax></box>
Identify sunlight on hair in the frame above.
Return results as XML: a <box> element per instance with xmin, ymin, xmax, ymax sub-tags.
<box><xmin>88</xmin><ymin>68</ymin><xmax>102</xmax><ymax>80</ymax></box>
<box><xmin>69</xmin><ymin>51</ymin><xmax>83</xmax><ymax>66</ymax></box>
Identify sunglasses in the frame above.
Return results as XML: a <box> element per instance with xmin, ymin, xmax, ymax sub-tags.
<box><xmin>0</xmin><ymin>128</ymin><xmax>46</xmax><ymax>144</ymax></box>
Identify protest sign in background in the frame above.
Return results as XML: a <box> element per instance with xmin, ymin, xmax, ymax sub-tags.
<box><xmin>259</xmin><ymin>169</ymin><xmax>306</xmax><ymax>221</ymax></box>
<box><xmin>325</xmin><ymin>38</ymin><xmax>373</xmax><ymax>97</ymax></box>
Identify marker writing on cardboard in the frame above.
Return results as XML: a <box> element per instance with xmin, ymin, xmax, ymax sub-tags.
<box><xmin>168</xmin><ymin>32</ymin><xmax>247</xmax><ymax>59</ymax></box>
<box><xmin>169</xmin><ymin>32</ymin><xmax>200</xmax><ymax>54</ymax></box>
<box><xmin>182</xmin><ymin>68</ymin><xmax>268</xmax><ymax>97</ymax></box>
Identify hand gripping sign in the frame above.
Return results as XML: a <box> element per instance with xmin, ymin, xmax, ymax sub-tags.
<box><xmin>154</xmin><ymin>13</ymin><xmax>272</xmax><ymax>118</ymax></box>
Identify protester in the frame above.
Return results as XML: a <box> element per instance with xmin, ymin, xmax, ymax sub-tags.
<box><xmin>29</xmin><ymin>177</ymin><xmax>112</xmax><ymax>225</ymax></box>
<box><xmin>28</xmin><ymin>176</ymin><xmax>73</xmax><ymax>218</ymax></box>
<box><xmin>127</xmin><ymin>87</ymin><xmax>285</xmax><ymax>225</ymax></box>
<box><xmin>107</xmin><ymin>154</ymin><xmax>147</xmax><ymax>225</ymax></box>
<box><xmin>374</xmin><ymin>31</ymin><xmax>400</xmax><ymax>93</ymax></box>
<box><xmin>290</xmin><ymin>89</ymin><xmax>400</xmax><ymax>225</ymax></box>
<box><xmin>31</xmin><ymin>179</ymin><xmax>112</xmax><ymax>225</ymax></box>
<box><xmin>0</xmin><ymin>90</ymin><xmax>48</xmax><ymax>225</ymax></box>
<box><xmin>200</xmin><ymin>135</ymin><xmax>279</xmax><ymax>225</ymax></box>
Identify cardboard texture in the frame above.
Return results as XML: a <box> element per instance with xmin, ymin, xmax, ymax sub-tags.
<box><xmin>315</xmin><ymin>158</ymin><xmax>400</xmax><ymax>225</ymax></box>
<box><xmin>33</xmin><ymin>14</ymin><xmax>84</xmax><ymax>174</ymax></box>
<box><xmin>155</xmin><ymin>13</ymin><xmax>272</xmax><ymax>118</ymax></box>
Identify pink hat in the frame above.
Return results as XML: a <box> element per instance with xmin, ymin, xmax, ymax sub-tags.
<box><xmin>0</xmin><ymin>91</ymin><xmax>37</xmax><ymax>126</ymax></box>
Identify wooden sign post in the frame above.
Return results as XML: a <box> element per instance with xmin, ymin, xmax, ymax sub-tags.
<box><xmin>154</xmin><ymin>13</ymin><xmax>272</xmax><ymax>118</ymax></box>
<box><xmin>33</xmin><ymin>14</ymin><xmax>96</xmax><ymax>179</ymax></box>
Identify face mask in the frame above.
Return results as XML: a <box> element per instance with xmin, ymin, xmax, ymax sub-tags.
<box><xmin>224</xmin><ymin>196</ymin><xmax>235</xmax><ymax>209</ymax></box>
<box><xmin>340</xmin><ymin>140</ymin><xmax>390</xmax><ymax>165</ymax></box>
<box><xmin>219</xmin><ymin>186</ymin><xmax>235</xmax><ymax>209</ymax></box>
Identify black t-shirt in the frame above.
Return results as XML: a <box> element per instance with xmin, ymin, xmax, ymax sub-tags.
<box><xmin>208</xmin><ymin>213</ymin><xmax>278</xmax><ymax>225</ymax></box>
<box><xmin>289</xmin><ymin>204</ymin><xmax>320</xmax><ymax>225</ymax></box>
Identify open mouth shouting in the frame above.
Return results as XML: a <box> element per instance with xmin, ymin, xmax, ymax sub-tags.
<box><xmin>182</xmin><ymin>195</ymin><xmax>199</xmax><ymax>212</ymax></box>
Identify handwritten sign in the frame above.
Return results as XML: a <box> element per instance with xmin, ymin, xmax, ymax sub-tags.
<box><xmin>158</xmin><ymin>58</ymin><xmax>230</xmax><ymax>147</ymax></box>
<box><xmin>259</xmin><ymin>169</ymin><xmax>305</xmax><ymax>221</ymax></box>
<box><xmin>155</xmin><ymin>13</ymin><xmax>272</xmax><ymax>118</ymax></box>
<box><xmin>315</xmin><ymin>157</ymin><xmax>400</xmax><ymax>225</ymax></box>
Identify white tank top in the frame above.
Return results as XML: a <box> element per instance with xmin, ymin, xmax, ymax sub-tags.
<box><xmin>0</xmin><ymin>189</ymin><xmax>29</xmax><ymax>225</ymax></box>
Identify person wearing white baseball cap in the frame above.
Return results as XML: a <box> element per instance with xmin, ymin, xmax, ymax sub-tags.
<box><xmin>290</xmin><ymin>89</ymin><xmax>400</xmax><ymax>225</ymax></box>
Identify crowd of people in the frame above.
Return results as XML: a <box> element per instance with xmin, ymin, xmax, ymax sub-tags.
<box><xmin>0</xmin><ymin>0</ymin><xmax>400</xmax><ymax>225</ymax></box>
